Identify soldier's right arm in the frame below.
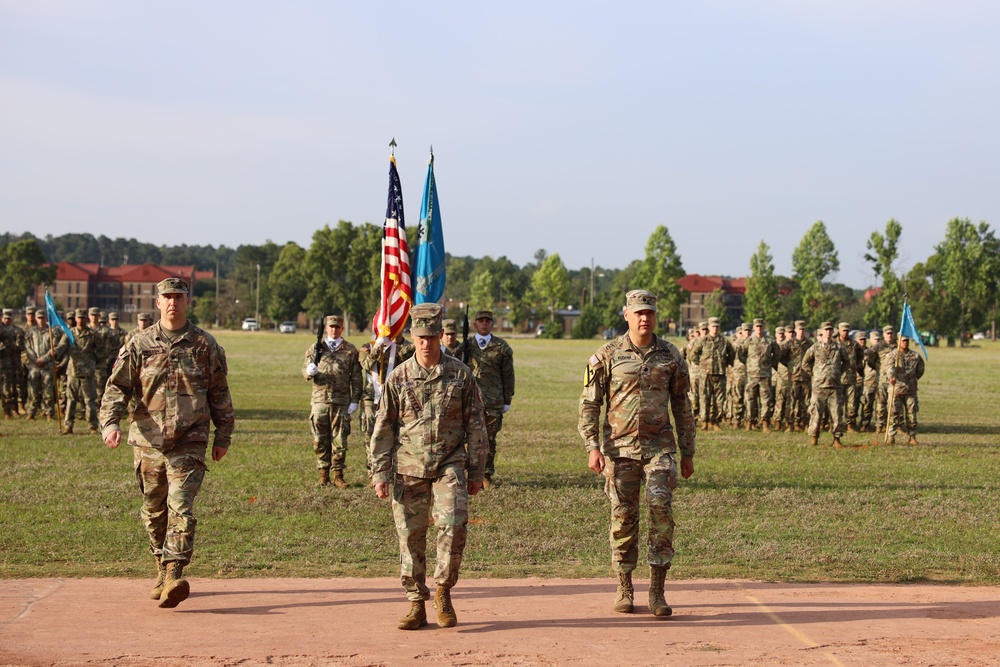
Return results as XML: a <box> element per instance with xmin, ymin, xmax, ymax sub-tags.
<box><xmin>99</xmin><ymin>340</ymin><xmax>137</xmax><ymax>440</ymax></box>
<box><xmin>578</xmin><ymin>350</ymin><xmax>607</xmax><ymax>452</ymax></box>
<box><xmin>370</xmin><ymin>378</ymin><xmax>401</xmax><ymax>485</ymax></box>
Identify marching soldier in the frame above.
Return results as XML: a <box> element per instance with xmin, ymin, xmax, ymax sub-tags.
<box><xmin>801</xmin><ymin>322</ymin><xmax>850</xmax><ymax>448</ymax></box>
<box><xmin>689</xmin><ymin>317</ymin><xmax>734</xmax><ymax>430</ymax></box>
<box><xmin>886</xmin><ymin>334</ymin><xmax>925</xmax><ymax>445</ymax></box>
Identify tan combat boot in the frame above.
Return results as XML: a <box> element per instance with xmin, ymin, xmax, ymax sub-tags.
<box><xmin>333</xmin><ymin>470</ymin><xmax>347</xmax><ymax>489</ymax></box>
<box><xmin>701</xmin><ymin>421</ymin><xmax>710</xmax><ymax>431</ymax></box>
<box><xmin>711</xmin><ymin>423</ymin><xmax>723</xmax><ymax>432</ymax></box>
<box><xmin>158</xmin><ymin>561</ymin><xmax>190</xmax><ymax>608</ymax></box>
<box><xmin>832</xmin><ymin>437</ymin><xmax>844</xmax><ymax>449</ymax></box>
<box><xmin>809</xmin><ymin>436</ymin><xmax>818</xmax><ymax>446</ymax></box>
<box><xmin>482</xmin><ymin>474</ymin><xmax>492</xmax><ymax>489</ymax></box>
<box><xmin>762</xmin><ymin>421</ymin><xmax>771</xmax><ymax>433</ymax></box>
<box><xmin>648</xmin><ymin>565</ymin><xmax>673</xmax><ymax>617</ymax></box>
<box><xmin>613</xmin><ymin>572</ymin><xmax>634</xmax><ymax>613</ymax></box>
<box><xmin>398</xmin><ymin>600</ymin><xmax>427</xmax><ymax>630</ymax></box>
<box><xmin>317</xmin><ymin>468</ymin><xmax>330</xmax><ymax>487</ymax></box>
<box><xmin>150</xmin><ymin>557</ymin><xmax>167</xmax><ymax>600</ymax></box>
<box><xmin>434</xmin><ymin>586</ymin><xmax>457</xmax><ymax>627</ymax></box>
<box><xmin>60</xmin><ymin>424</ymin><xmax>73</xmax><ymax>435</ymax></box>
<box><xmin>908</xmin><ymin>435</ymin><xmax>917</xmax><ymax>446</ymax></box>
<box><xmin>887</xmin><ymin>435</ymin><xmax>896</xmax><ymax>445</ymax></box>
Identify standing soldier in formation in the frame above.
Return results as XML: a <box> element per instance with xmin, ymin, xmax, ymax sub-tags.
<box><xmin>801</xmin><ymin>322</ymin><xmax>850</xmax><ymax>448</ymax></box>
<box><xmin>683</xmin><ymin>325</ymin><xmax>704</xmax><ymax>419</ymax></box>
<box><xmin>20</xmin><ymin>307</ymin><xmax>37</xmax><ymax>411</ymax></box>
<box><xmin>441</xmin><ymin>319</ymin><xmax>462</xmax><ymax>357</ymax></box>
<box><xmin>124</xmin><ymin>312</ymin><xmax>153</xmax><ymax>346</ymax></box>
<box><xmin>87</xmin><ymin>307</ymin><xmax>110</xmax><ymax>402</ymax></box>
<box><xmin>886</xmin><ymin>334</ymin><xmax>925</xmax><ymax>445</ymax></box>
<box><xmin>0</xmin><ymin>309</ymin><xmax>26</xmax><ymax>418</ymax></box>
<box><xmin>785</xmin><ymin>321</ymin><xmax>813</xmax><ymax>432</ymax></box>
<box><xmin>836</xmin><ymin>323</ymin><xmax>864</xmax><ymax>433</ymax></box>
<box><xmin>303</xmin><ymin>315</ymin><xmax>362</xmax><ymax>488</ymax></box>
<box><xmin>872</xmin><ymin>325</ymin><xmax>897</xmax><ymax>433</ymax></box>
<box><xmin>689</xmin><ymin>317</ymin><xmax>734</xmax><ymax>431</ymax></box>
<box><xmin>729</xmin><ymin>324</ymin><xmax>750</xmax><ymax>429</ymax></box>
<box><xmin>106</xmin><ymin>312</ymin><xmax>127</xmax><ymax>364</ymax></box>
<box><xmin>24</xmin><ymin>309</ymin><xmax>58</xmax><ymax>421</ymax></box>
<box><xmin>858</xmin><ymin>331</ymin><xmax>879</xmax><ymax>432</ymax></box>
<box><xmin>357</xmin><ymin>342</ymin><xmax>377</xmax><ymax>441</ymax></box>
<box><xmin>743</xmin><ymin>318</ymin><xmax>776</xmax><ymax>431</ymax></box>
<box><xmin>61</xmin><ymin>308</ymin><xmax>102</xmax><ymax>435</ymax></box>
<box><xmin>772</xmin><ymin>326</ymin><xmax>791</xmax><ymax>431</ymax></box>
<box><xmin>101</xmin><ymin>278</ymin><xmax>235</xmax><ymax>609</ymax></box>
<box><xmin>370</xmin><ymin>303</ymin><xmax>488</xmax><ymax>631</ymax></box>
<box><xmin>459</xmin><ymin>310</ymin><xmax>515</xmax><ymax>488</ymax></box>
<box><xmin>579</xmin><ymin>290</ymin><xmax>695</xmax><ymax>617</ymax></box>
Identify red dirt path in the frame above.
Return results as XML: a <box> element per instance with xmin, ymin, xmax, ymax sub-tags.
<box><xmin>2</xmin><ymin>577</ymin><xmax>998</xmax><ymax>666</ymax></box>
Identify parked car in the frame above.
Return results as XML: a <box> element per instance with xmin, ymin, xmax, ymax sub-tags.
<box><xmin>972</xmin><ymin>332</ymin><xmax>986</xmax><ymax>341</ymax></box>
<box><xmin>278</xmin><ymin>321</ymin><xmax>297</xmax><ymax>334</ymax></box>
<box><xmin>602</xmin><ymin>328</ymin><xmax>615</xmax><ymax>340</ymax></box>
<box><xmin>241</xmin><ymin>318</ymin><xmax>259</xmax><ymax>331</ymax></box>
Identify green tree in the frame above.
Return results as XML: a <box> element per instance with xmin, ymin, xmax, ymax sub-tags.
<box><xmin>634</xmin><ymin>225</ymin><xmax>686</xmax><ymax>331</ymax></box>
<box><xmin>267</xmin><ymin>242</ymin><xmax>308</xmax><ymax>322</ymax></box>
<box><xmin>932</xmin><ymin>218</ymin><xmax>999</xmax><ymax>344</ymax></box>
<box><xmin>303</xmin><ymin>221</ymin><xmax>382</xmax><ymax>332</ymax></box>
<box><xmin>863</xmin><ymin>219</ymin><xmax>903</xmax><ymax>329</ymax></box>
<box><xmin>469</xmin><ymin>268</ymin><xmax>497</xmax><ymax>312</ymax></box>
<box><xmin>743</xmin><ymin>241</ymin><xmax>781</xmax><ymax>325</ymax></box>
<box><xmin>0</xmin><ymin>239</ymin><xmax>55</xmax><ymax>307</ymax></box>
<box><xmin>704</xmin><ymin>288</ymin><xmax>730</xmax><ymax>329</ymax></box>
<box><xmin>531</xmin><ymin>253</ymin><xmax>570</xmax><ymax>316</ymax></box>
<box><xmin>792</xmin><ymin>220</ymin><xmax>840</xmax><ymax>327</ymax></box>
<box><xmin>571</xmin><ymin>306</ymin><xmax>602</xmax><ymax>339</ymax></box>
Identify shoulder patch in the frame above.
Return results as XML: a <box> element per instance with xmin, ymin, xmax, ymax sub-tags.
<box><xmin>589</xmin><ymin>354</ymin><xmax>601</xmax><ymax>367</ymax></box>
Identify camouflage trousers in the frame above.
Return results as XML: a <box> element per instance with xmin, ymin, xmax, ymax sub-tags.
<box><xmin>484</xmin><ymin>408</ymin><xmax>504</xmax><ymax>476</ymax></box>
<box><xmin>790</xmin><ymin>380</ymin><xmax>811</xmax><ymax>427</ymax></box>
<box><xmin>603</xmin><ymin>453</ymin><xmax>677</xmax><ymax>573</ymax></box>
<box><xmin>391</xmin><ymin>464</ymin><xmax>469</xmax><ymax>601</ymax></box>
<box><xmin>842</xmin><ymin>383</ymin><xmax>860</xmax><ymax>427</ymax></box>
<box><xmin>859</xmin><ymin>383</ymin><xmax>878</xmax><ymax>430</ymax></box>
<box><xmin>133</xmin><ymin>442</ymin><xmax>208</xmax><ymax>565</ymax></box>
<box><xmin>360</xmin><ymin>398</ymin><xmax>376</xmax><ymax>474</ymax></box>
<box><xmin>65</xmin><ymin>374</ymin><xmax>99</xmax><ymax>430</ymax></box>
<box><xmin>875</xmin><ymin>384</ymin><xmax>890</xmax><ymax>430</ymax></box>
<box><xmin>0</xmin><ymin>366</ymin><xmax>18</xmax><ymax>414</ymax></box>
<box><xmin>888</xmin><ymin>393</ymin><xmax>919</xmax><ymax>437</ymax></box>
<box><xmin>26</xmin><ymin>366</ymin><xmax>55</xmax><ymax>418</ymax></box>
<box><xmin>309</xmin><ymin>402</ymin><xmax>351</xmax><ymax>471</ymax></box>
<box><xmin>808</xmin><ymin>387</ymin><xmax>844</xmax><ymax>438</ymax></box>
<box><xmin>95</xmin><ymin>368</ymin><xmax>109</xmax><ymax>403</ymax></box>
<box><xmin>700</xmin><ymin>375</ymin><xmax>726</xmax><ymax>424</ymax></box>
<box><xmin>745</xmin><ymin>376</ymin><xmax>772</xmax><ymax>425</ymax></box>
<box><xmin>729</xmin><ymin>375</ymin><xmax>747</xmax><ymax>425</ymax></box>
<box><xmin>689</xmin><ymin>374</ymin><xmax>702</xmax><ymax>418</ymax></box>
<box><xmin>773</xmin><ymin>376</ymin><xmax>790</xmax><ymax>426</ymax></box>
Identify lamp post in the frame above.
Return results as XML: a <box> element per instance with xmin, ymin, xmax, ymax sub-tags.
<box><xmin>255</xmin><ymin>263</ymin><xmax>260</xmax><ymax>329</ymax></box>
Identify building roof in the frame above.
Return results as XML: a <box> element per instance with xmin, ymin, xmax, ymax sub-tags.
<box><xmin>677</xmin><ymin>274</ymin><xmax>746</xmax><ymax>295</ymax></box>
<box><xmin>51</xmin><ymin>262</ymin><xmax>209</xmax><ymax>284</ymax></box>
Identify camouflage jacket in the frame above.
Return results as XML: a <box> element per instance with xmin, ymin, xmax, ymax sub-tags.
<box><xmin>801</xmin><ymin>340</ymin><xmax>850</xmax><ymax>390</ymax></box>
<box><xmin>773</xmin><ymin>343</ymin><xmax>790</xmax><ymax>383</ymax></box>
<box><xmin>861</xmin><ymin>345</ymin><xmax>879</xmax><ymax>387</ymax></box>
<box><xmin>105</xmin><ymin>326</ymin><xmax>127</xmax><ymax>361</ymax></box>
<box><xmin>302</xmin><ymin>339</ymin><xmax>362</xmax><ymax>405</ymax></box>
<box><xmin>24</xmin><ymin>325</ymin><xmax>56</xmax><ymax>369</ymax></box>
<box><xmin>360</xmin><ymin>337</ymin><xmax>415</xmax><ymax>379</ymax></box>
<box><xmin>459</xmin><ymin>335</ymin><xmax>515</xmax><ymax>410</ymax></box>
<box><xmin>370</xmin><ymin>354</ymin><xmax>489</xmax><ymax>484</ymax></box>
<box><xmin>99</xmin><ymin>322</ymin><xmax>235</xmax><ymax>451</ymax></box>
<box><xmin>836</xmin><ymin>336</ymin><xmax>864</xmax><ymax>385</ymax></box>
<box><xmin>784</xmin><ymin>337</ymin><xmax>813</xmax><ymax>382</ymax></box>
<box><xmin>886</xmin><ymin>349</ymin><xmax>925</xmax><ymax>395</ymax></box>
<box><xmin>689</xmin><ymin>333</ymin><xmax>735</xmax><ymax>376</ymax></box>
<box><xmin>682</xmin><ymin>340</ymin><xmax>704</xmax><ymax>380</ymax></box>
<box><xmin>59</xmin><ymin>326</ymin><xmax>101</xmax><ymax>378</ymax></box>
<box><xmin>579</xmin><ymin>333</ymin><xmax>696</xmax><ymax>460</ymax></box>
<box><xmin>0</xmin><ymin>323</ymin><xmax>25</xmax><ymax>369</ymax></box>
<box><xmin>743</xmin><ymin>334</ymin><xmax>776</xmax><ymax>379</ymax></box>
<box><xmin>870</xmin><ymin>339</ymin><xmax>898</xmax><ymax>386</ymax></box>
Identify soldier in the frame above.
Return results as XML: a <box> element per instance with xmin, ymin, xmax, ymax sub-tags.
<box><xmin>89</xmin><ymin>307</ymin><xmax>111</xmax><ymax>401</ymax></box>
<box><xmin>59</xmin><ymin>308</ymin><xmax>102</xmax><ymax>435</ymax></box>
<box><xmin>303</xmin><ymin>314</ymin><xmax>362</xmax><ymax>488</ymax></box>
<box><xmin>55</xmin><ymin>310</ymin><xmax>76</xmax><ymax>418</ymax></box>
<box><xmin>579</xmin><ymin>290</ymin><xmax>695</xmax><ymax>617</ymax></box>
<box><xmin>0</xmin><ymin>309</ymin><xmax>24</xmax><ymax>418</ymax></box>
<box><xmin>683</xmin><ymin>325</ymin><xmax>704</xmax><ymax>419</ymax></box>
<box><xmin>459</xmin><ymin>309</ymin><xmax>514</xmax><ymax>488</ymax></box>
<box><xmin>24</xmin><ymin>309</ymin><xmax>58</xmax><ymax>421</ymax></box>
<box><xmin>21</xmin><ymin>307</ymin><xmax>37</xmax><ymax>411</ymax></box>
<box><xmin>730</xmin><ymin>324</ymin><xmax>750</xmax><ymax>429</ymax></box>
<box><xmin>105</xmin><ymin>312</ymin><xmax>127</xmax><ymax>366</ymax></box>
<box><xmin>858</xmin><ymin>331</ymin><xmax>879</xmax><ymax>432</ymax></box>
<box><xmin>886</xmin><ymin>335</ymin><xmax>925</xmax><ymax>445</ymax></box>
<box><xmin>801</xmin><ymin>322</ymin><xmax>850</xmax><ymax>448</ymax></box>
<box><xmin>836</xmin><ymin>323</ymin><xmax>864</xmax><ymax>433</ymax></box>
<box><xmin>689</xmin><ymin>317</ymin><xmax>734</xmax><ymax>430</ymax></box>
<box><xmin>100</xmin><ymin>278</ymin><xmax>235</xmax><ymax>609</ymax></box>
<box><xmin>872</xmin><ymin>325</ymin><xmax>896</xmax><ymax>433</ymax></box>
<box><xmin>441</xmin><ymin>319</ymin><xmax>462</xmax><ymax>357</ymax></box>
<box><xmin>786</xmin><ymin>321</ymin><xmax>813</xmax><ymax>431</ymax></box>
<box><xmin>772</xmin><ymin>326</ymin><xmax>791</xmax><ymax>431</ymax></box>
<box><xmin>370</xmin><ymin>303</ymin><xmax>488</xmax><ymax>630</ymax></box>
<box><xmin>743</xmin><ymin>318</ymin><xmax>776</xmax><ymax>431</ymax></box>
<box><xmin>124</xmin><ymin>312</ymin><xmax>153</xmax><ymax>347</ymax></box>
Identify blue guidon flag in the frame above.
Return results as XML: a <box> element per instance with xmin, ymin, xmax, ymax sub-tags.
<box><xmin>412</xmin><ymin>149</ymin><xmax>446</xmax><ymax>305</ymax></box>
<box><xmin>898</xmin><ymin>301</ymin><xmax>929</xmax><ymax>359</ymax></box>
<box><xmin>45</xmin><ymin>290</ymin><xmax>74</xmax><ymax>345</ymax></box>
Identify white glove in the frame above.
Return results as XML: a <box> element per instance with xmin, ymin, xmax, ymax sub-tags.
<box><xmin>306</xmin><ymin>363</ymin><xmax>319</xmax><ymax>377</ymax></box>
<box><xmin>348</xmin><ymin>402</ymin><xmax>358</xmax><ymax>415</ymax></box>
<box><xmin>503</xmin><ymin>404</ymin><xmax>511</xmax><ymax>413</ymax></box>
<box><xmin>372</xmin><ymin>336</ymin><xmax>388</xmax><ymax>352</ymax></box>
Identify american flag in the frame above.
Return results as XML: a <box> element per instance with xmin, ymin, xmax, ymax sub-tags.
<box><xmin>371</xmin><ymin>154</ymin><xmax>412</xmax><ymax>340</ymax></box>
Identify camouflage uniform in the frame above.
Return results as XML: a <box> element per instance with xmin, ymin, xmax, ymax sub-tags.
<box><xmin>886</xmin><ymin>341</ymin><xmax>925</xmax><ymax>440</ymax></box>
<box><xmin>743</xmin><ymin>321</ymin><xmax>776</xmax><ymax>429</ymax></box>
<box><xmin>682</xmin><ymin>326</ymin><xmax>705</xmax><ymax>418</ymax></box>
<box><xmin>302</xmin><ymin>316</ymin><xmax>362</xmax><ymax>474</ymax></box>
<box><xmin>785</xmin><ymin>322</ymin><xmax>813</xmax><ymax>430</ymax></box>
<box><xmin>859</xmin><ymin>332</ymin><xmax>879</xmax><ymax>432</ymax></box>
<box><xmin>370</xmin><ymin>304</ymin><xmax>488</xmax><ymax>604</ymax></box>
<box><xmin>88</xmin><ymin>308</ymin><xmax>111</xmax><ymax>402</ymax></box>
<box><xmin>100</xmin><ymin>289</ymin><xmax>234</xmax><ymax>569</ymax></box>
<box><xmin>688</xmin><ymin>318</ymin><xmax>734</xmax><ymax>427</ymax></box>
<box><xmin>836</xmin><ymin>324</ymin><xmax>864</xmax><ymax>431</ymax></box>
<box><xmin>105</xmin><ymin>313</ymin><xmax>127</xmax><ymax>371</ymax></box>
<box><xmin>441</xmin><ymin>319</ymin><xmax>463</xmax><ymax>359</ymax></box>
<box><xmin>801</xmin><ymin>324</ymin><xmax>850</xmax><ymax>442</ymax></box>
<box><xmin>771</xmin><ymin>327</ymin><xmax>791</xmax><ymax>429</ymax></box>
<box><xmin>730</xmin><ymin>327</ymin><xmax>749</xmax><ymax>428</ymax></box>
<box><xmin>0</xmin><ymin>311</ymin><xmax>26</xmax><ymax>417</ymax></box>
<box><xmin>357</xmin><ymin>342</ymin><xmax>377</xmax><ymax>439</ymax></box>
<box><xmin>459</xmin><ymin>313</ymin><xmax>514</xmax><ymax>479</ymax></box>
<box><xmin>870</xmin><ymin>326</ymin><xmax>897</xmax><ymax>432</ymax></box>
<box><xmin>24</xmin><ymin>319</ymin><xmax>58</xmax><ymax>419</ymax></box>
<box><xmin>60</xmin><ymin>312</ymin><xmax>102</xmax><ymax>433</ymax></box>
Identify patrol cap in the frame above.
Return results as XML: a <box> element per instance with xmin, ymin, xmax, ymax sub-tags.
<box><xmin>98</xmin><ymin>311</ymin><xmax>107</xmax><ymax>322</ymax></box>
<box><xmin>65</xmin><ymin>310</ymin><xmax>76</xmax><ymax>320</ymax></box>
<box><xmin>108</xmin><ymin>311</ymin><xmax>119</xmax><ymax>320</ymax></box>
<box><xmin>410</xmin><ymin>303</ymin><xmax>443</xmax><ymax>336</ymax></box>
<box><xmin>794</xmin><ymin>320</ymin><xmax>806</xmax><ymax>330</ymax></box>
<box><xmin>157</xmin><ymin>278</ymin><xmax>189</xmax><ymax>296</ymax></box>
<box><xmin>36</xmin><ymin>309</ymin><xmax>47</xmax><ymax>319</ymax></box>
<box><xmin>137</xmin><ymin>312</ymin><xmax>152</xmax><ymax>322</ymax></box>
<box><xmin>899</xmin><ymin>334</ymin><xmax>910</xmax><ymax>342</ymax></box>
<box><xmin>625</xmin><ymin>289</ymin><xmax>657</xmax><ymax>313</ymax></box>
<box><xmin>708</xmin><ymin>317</ymin><xmax>721</xmax><ymax>327</ymax></box>
<box><xmin>752</xmin><ymin>318</ymin><xmax>764</xmax><ymax>327</ymax></box>
<box><xmin>325</xmin><ymin>314</ymin><xmax>344</xmax><ymax>327</ymax></box>
<box><xmin>75</xmin><ymin>308</ymin><xmax>87</xmax><ymax>318</ymax></box>
<box><xmin>475</xmin><ymin>309</ymin><xmax>494</xmax><ymax>322</ymax></box>
<box><xmin>775</xmin><ymin>326</ymin><xmax>786</xmax><ymax>335</ymax></box>
<box><xmin>442</xmin><ymin>318</ymin><xmax>458</xmax><ymax>333</ymax></box>
<box><xmin>698</xmin><ymin>321</ymin><xmax>708</xmax><ymax>330</ymax></box>
<box><xmin>1</xmin><ymin>309</ymin><xmax>12</xmax><ymax>318</ymax></box>
<box><xmin>838</xmin><ymin>322</ymin><xmax>850</xmax><ymax>331</ymax></box>
<box><xmin>741</xmin><ymin>323</ymin><xmax>751</xmax><ymax>332</ymax></box>
<box><xmin>819</xmin><ymin>321</ymin><xmax>834</xmax><ymax>330</ymax></box>
<box><xmin>88</xmin><ymin>307</ymin><xmax>100</xmax><ymax>316</ymax></box>
<box><xmin>870</xmin><ymin>330</ymin><xmax>881</xmax><ymax>340</ymax></box>
<box><xmin>856</xmin><ymin>331</ymin><xmax>867</xmax><ymax>340</ymax></box>
<box><xmin>882</xmin><ymin>325</ymin><xmax>895</xmax><ymax>335</ymax></box>
<box><xmin>25</xmin><ymin>306</ymin><xmax>36</xmax><ymax>315</ymax></box>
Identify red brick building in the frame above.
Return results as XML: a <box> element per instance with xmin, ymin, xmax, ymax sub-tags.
<box><xmin>677</xmin><ymin>274</ymin><xmax>746</xmax><ymax>331</ymax></box>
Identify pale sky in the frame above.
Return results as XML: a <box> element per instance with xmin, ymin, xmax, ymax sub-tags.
<box><xmin>2</xmin><ymin>1</ymin><xmax>998</xmax><ymax>289</ymax></box>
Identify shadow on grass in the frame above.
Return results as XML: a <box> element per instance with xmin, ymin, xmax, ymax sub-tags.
<box><xmin>917</xmin><ymin>423</ymin><xmax>1000</xmax><ymax>436</ymax></box>
<box><xmin>496</xmin><ymin>471</ymin><xmax>600</xmax><ymax>490</ymax></box>
<box><xmin>234</xmin><ymin>408</ymin><xmax>304</xmax><ymax>421</ymax></box>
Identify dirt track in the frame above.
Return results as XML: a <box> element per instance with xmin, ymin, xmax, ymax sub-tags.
<box><xmin>2</xmin><ymin>577</ymin><xmax>998</xmax><ymax>666</ymax></box>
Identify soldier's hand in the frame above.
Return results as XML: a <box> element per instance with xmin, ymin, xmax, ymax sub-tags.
<box><xmin>588</xmin><ymin>449</ymin><xmax>605</xmax><ymax>474</ymax></box>
<box><xmin>503</xmin><ymin>404</ymin><xmax>511</xmax><ymax>413</ymax></box>
<box><xmin>104</xmin><ymin>430</ymin><xmax>121</xmax><ymax>449</ymax></box>
<box><xmin>212</xmin><ymin>446</ymin><xmax>227</xmax><ymax>462</ymax></box>
<box><xmin>681</xmin><ymin>456</ymin><xmax>694</xmax><ymax>479</ymax></box>
<box><xmin>374</xmin><ymin>481</ymin><xmax>390</xmax><ymax>499</ymax></box>
<box><xmin>306</xmin><ymin>363</ymin><xmax>319</xmax><ymax>377</ymax></box>
<box><xmin>347</xmin><ymin>402</ymin><xmax>358</xmax><ymax>415</ymax></box>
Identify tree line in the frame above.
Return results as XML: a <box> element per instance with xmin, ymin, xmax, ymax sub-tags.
<box><xmin>3</xmin><ymin>217</ymin><xmax>998</xmax><ymax>343</ymax></box>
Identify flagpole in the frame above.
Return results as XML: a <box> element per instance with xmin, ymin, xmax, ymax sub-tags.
<box><xmin>884</xmin><ymin>294</ymin><xmax>906</xmax><ymax>444</ymax></box>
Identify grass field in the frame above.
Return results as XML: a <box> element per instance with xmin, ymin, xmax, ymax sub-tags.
<box><xmin>2</xmin><ymin>331</ymin><xmax>998</xmax><ymax>584</ymax></box>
